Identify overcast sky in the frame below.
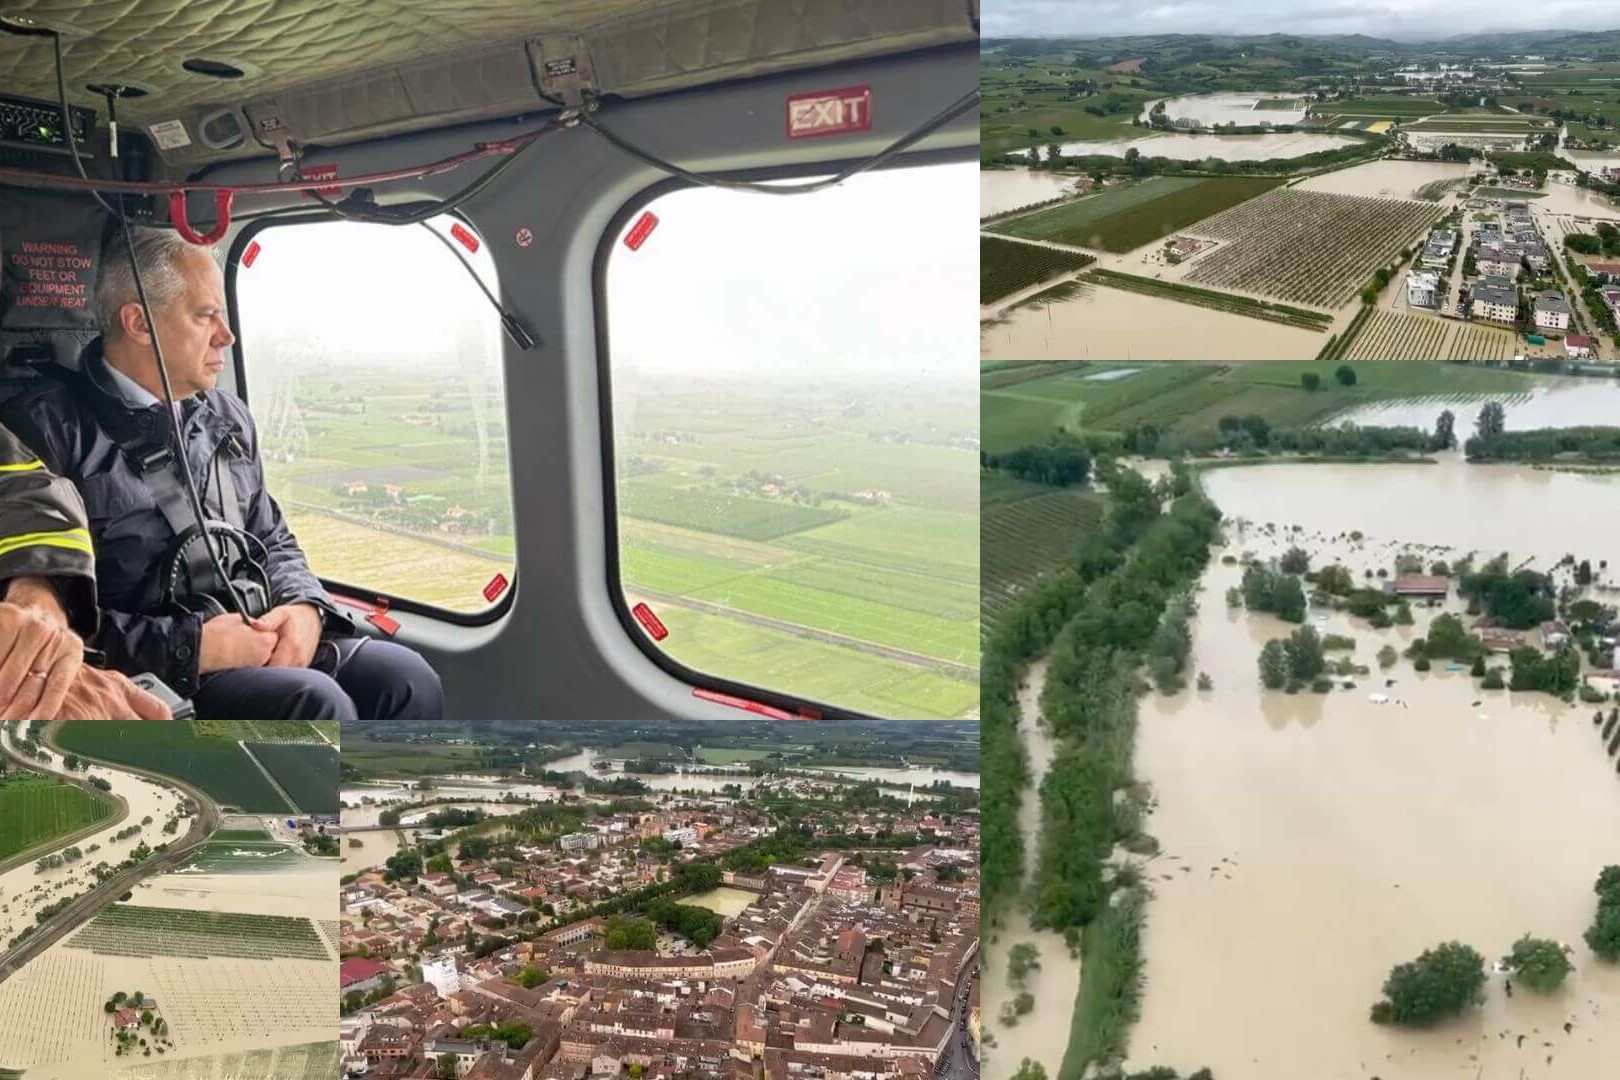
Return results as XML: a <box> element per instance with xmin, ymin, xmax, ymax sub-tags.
<box><xmin>983</xmin><ymin>2</ymin><xmax>1619</xmax><ymax>40</ymax></box>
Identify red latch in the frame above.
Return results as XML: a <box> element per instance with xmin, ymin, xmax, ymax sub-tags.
<box><xmin>240</xmin><ymin>240</ymin><xmax>261</xmax><ymax>268</ymax></box>
<box><xmin>330</xmin><ymin>592</ymin><xmax>399</xmax><ymax>636</ymax></box>
<box><xmin>631</xmin><ymin>602</ymin><xmax>668</xmax><ymax>641</ymax></box>
<box><xmin>624</xmin><ymin>211</ymin><xmax>658</xmax><ymax>251</ymax></box>
<box><xmin>483</xmin><ymin>572</ymin><xmax>509</xmax><ymax>603</ymax></box>
<box><xmin>450</xmin><ymin>222</ymin><xmax>480</xmax><ymax>253</ymax></box>
<box><xmin>693</xmin><ymin>688</ymin><xmax>798</xmax><ymax>721</ymax></box>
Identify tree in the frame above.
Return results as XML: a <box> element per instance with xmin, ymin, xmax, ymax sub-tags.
<box><xmin>1284</xmin><ymin>625</ymin><xmax>1325</xmax><ymax>682</ymax></box>
<box><xmin>1433</xmin><ymin>409</ymin><xmax>1456</xmax><ymax>450</ymax></box>
<box><xmin>1301</xmin><ymin>372</ymin><xmax>1322</xmax><ymax>392</ymax></box>
<box><xmin>1279</xmin><ymin>546</ymin><xmax>1310</xmax><ymax>574</ymax></box>
<box><xmin>1335</xmin><ymin>364</ymin><xmax>1357</xmax><ymax>386</ymax></box>
<box><xmin>438</xmin><ymin>1053</ymin><xmax>460</xmax><ymax>1080</ymax></box>
<box><xmin>1586</xmin><ymin>865</ymin><xmax>1620</xmax><ymax>961</ymax></box>
<box><xmin>1008</xmin><ymin>942</ymin><xmax>1041</xmax><ymax>983</ymax></box>
<box><xmin>516</xmin><ymin>964</ymin><xmax>549</xmax><ymax>989</ymax></box>
<box><xmin>1369</xmin><ymin>942</ymin><xmax>1487</xmax><ymax>1026</ymax></box>
<box><xmin>1477</xmin><ymin>401</ymin><xmax>1506</xmax><ymax>440</ymax></box>
<box><xmin>1273</xmin><ymin>575</ymin><xmax>1307</xmax><ymax>624</ymax></box>
<box><xmin>1242</xmin><ymin>564</ymin><xmax>1277</xmax><ymax>611</ymax></box>
<box><xmin>1011</xmin><ymin>1061</ymin><xmax>1047</xmax><ymax>1080</ymax></box>
<box><xmin>1503</xmin><ymin>934</ymin><xmax>1572</xmax><ymax>991</ymax></box>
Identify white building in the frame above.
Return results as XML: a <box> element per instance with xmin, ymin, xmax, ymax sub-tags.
<box><xmin>1565</xmin><ymin>334</ymin><xmax>1594</xmax><ymax>359</ymax></box>
<box><xmin>1476</xmin><ymin>243</ymin><xmax>1522</xmax><ymax>280</ymax></box>
<box><xmin>1472</xmin><ymin>278</ymin><xmax>1519</xmax><ymax>323</ymax></box>
<box><xmin>1421</xmin><ymin>230</ymin><xmax>1456</xmax><ymax>268</ymax></box>
<box><xmin>1407</xmin><ymin>270</ymin><xmax>1442</xmax><ymax>308</ymax></box>
<box><xmin>1532</xmin><ymin>290</ymin><xmax>1570</xmax><ymax>332</ymax></box>
<box><xmin>559</xmin><ymin>831</ymin><xmax>601</xmax><ymax>852</ymax></box>
<box><xmin>663</xmin><ymin>826</ymin><xmax>698</xmax><ymax>847</ymax></box>
<box><xmin>423</xmin><ymin>954</ymin><xmax>463</xmax><ymax>998</ymax></box>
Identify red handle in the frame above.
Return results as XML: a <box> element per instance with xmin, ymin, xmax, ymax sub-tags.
<box><xmin>168</xmin><ymin>189</ymin><xmax>234</xmax><ymax>245</ymax></box>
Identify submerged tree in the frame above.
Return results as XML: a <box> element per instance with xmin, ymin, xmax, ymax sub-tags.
<box><xmin>1369</xmin><ymin>942</ymin><xmax>1487</xmax><ymax>1026</ymax></box>
<box><xmin>1503</xmin><ymin>934</ymin><xmax>1572</xmax><ymax>991</ymax></box>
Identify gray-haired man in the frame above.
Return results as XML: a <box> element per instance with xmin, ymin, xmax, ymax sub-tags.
<box><xmin>0</xmin><ymin>227</ymin><xmax>443</xmax><ymax>722</ymax></box>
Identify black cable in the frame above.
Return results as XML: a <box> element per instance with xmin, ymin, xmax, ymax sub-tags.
<box><xmin>417</xmin><ymin>222</ymin><xmax>537</xmax><ymax>349</ymax></box>
<box><xmin>578</xmin><ymin>86</ymin><xmax>981</xmax><ymax>195</ymax></box>
<box><xmin>48</xmin><ymin>31</ymin><xmax>250</xmax><ymax>623</ymax></box>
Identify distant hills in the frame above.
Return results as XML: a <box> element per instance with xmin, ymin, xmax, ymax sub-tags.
<box><xmin>983</xmin><ymin>30</ymin><xmax>1620</xmax><ymax>62</ymax></box>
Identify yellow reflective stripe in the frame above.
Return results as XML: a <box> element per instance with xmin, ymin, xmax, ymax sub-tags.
<box><xmin>0</xmin><ymin>459</ymin><xmax>44</xmax><ymax>473</ymax></box>
<box><xmin>0</xmin><ymin>528</ymin><xmax>94</xmax><ymax>559</ymax></box>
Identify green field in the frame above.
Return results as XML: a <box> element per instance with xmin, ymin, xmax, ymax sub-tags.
<box><xmin>981</xmin><ymin>474</ymin><xmax>1104</xmax><ymax>632</ymax></box>
<box><xmin>0</xmin><ymin>772</ymin><xmax>115</xmax><ymax>862</ymax></box>
<box><xmin>982</xmin><ymin>360</ymin><xmax>1544</xmax><ymax>451</ymax></box>
<box><xmin>53</xmin><ymin>722</ymin><xmax>294</xmax><ymax>813</ymax></box>
<box><xmin>184</xmin><ymin>839</ymin><xmax>297</xmax><ymax>873</ymax></box>
<box><xmin>212</xmin><ymin>828</ymin><xmax>273</xmax><ymax>842</ymax></box>
<box><xmin>988</xmin><ymin>175</ymin><xmax>1286</xmax><ymax>253</ymax></box>
<box><xmin>694</xmin><ymin>747</ymin><xmax>774</xmax><ymax>764</ymax></box>
<box><xmin>340</xmin><ymin>738</ymin><xmax>489</xmax><ymax>777</ymax></box>
<box><xmin>982</xmin><ymin>236</ymin><xmax>1094</xmax><ymax>303</ymax></box>
<box><xmin>67</xmin><ymin>904</ymin><xmax>328</xmax><ymax>960</ymax></box>
<box><xmin>246</xmin><ymin>743</ymin><xmax>340</xmax><ymax>814</ymax></box>
<box><xmin>1310</xmin><ymin>97</ymin><xmax>1444</xmax><ymax>119</ymax></box>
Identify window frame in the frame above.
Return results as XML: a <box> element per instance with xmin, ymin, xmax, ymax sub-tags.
<box><xmin>592</xmin><ymin>149</ymin><xmax>974</xmax><ymax>723</ymax></box>
<box><xmin>224</xmin><ymin>209</ymin><xmax>519</xmax><ymax>629</ymax></box>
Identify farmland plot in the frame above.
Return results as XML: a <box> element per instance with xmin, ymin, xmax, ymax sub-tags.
<box><xmin>244</xmin><ymin>743</ymin><xmax>339</xmax><ymax>815</ymax></box>
<box><xmin>1342</xmin><ymin>310</ymin><xmax>1451</xmax><ymax>361</ymax></box>
<box><xmin>52</xmin><ymin>723</ymin><xmax>292</xmax><ymax>813</ymax></box>
<box><xmin>1185</xmin><ymin>190</ymin><xmax>1437</xmax><ymax>307</ymax></box>
<box><xmin>981</xmin><ymin>236</ymin><xmax>1094</xmax><ymax>304</ymax></box>
<box><xmin>67</xmin><ymin>904</ymin><xmax>328</xmax><ymax>961</ymax></box>
<box><xmin>0</xmin><ymin>774</ymin><xmax>114</xmax><ymax>862</ymax></box>
<box><xmin>982</xmin><ymin>486</ymin><xmax>1104</xmax><ymax>632</ymax></box>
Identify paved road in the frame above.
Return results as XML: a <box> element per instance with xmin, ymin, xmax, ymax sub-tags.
<box><xmin>941</xmin><ymin>957</ymin><xmax>980</xmax><ymax>1080</ymax></box>
<box><xmin>0</xmin><ymin>726</ymin><xmax>221</xmax><ymax>986</ymax></box>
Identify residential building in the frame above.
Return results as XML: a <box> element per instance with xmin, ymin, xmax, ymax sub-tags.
<box><xmin>1566</xmin><ymin>334</ymin><xmax>1595</xmax><ymax>359</ymax></box>
<box><xmin>1421</xmin><ymin>229</ymin><xmax>1456</xmax><ymax>268</ymax></box>
<box><xmin>1407</xmin><ymin>269</ymin><xmax>1442</xmax><ymax>308</ymax></box>
<box><xmin>423</xmin><ymin>954</ymin><xmax>463</xmax><ymax>998</ymax></box>
<box><xmin>1386</xmin><ymin>574</ymin><xmax>1449</xmax><ymax>599</ymax></box>
<box><xmin>1533</xmin><ymin>290</ymin><xmax>1571</xmax><ymax>332</ymax></box>
<box><xmin>559</xmin><ymin>832</ymin><xmax>600</xmax><ymax>853</ymax></box>
<box><xmin>1473</xmin><ymin>278</ymin><xmax>1519</xmax><ymax>324</ymax></box>
<box><xmin>1476</xmin><ymin>243</ymin><xmax>1523</xmax><ymax>280</ymax></box>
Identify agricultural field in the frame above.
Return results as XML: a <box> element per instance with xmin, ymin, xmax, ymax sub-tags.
<box><xmin>244</xmin><ymin>743</ymin><xmax>340</xmax><ymax>815</ymax></box>
<box><xmin>988</xmin><ymin>175</ymin><xmax>1285</xmax><ymax>253</ymax></box>
<box><xmin>0</xmin><ymin>772</ymin><xmax>115</xmax><ymax>863</ymax></box>
<box><xmin>107</xmin><ymin>1041</ymin><xmax>342</xmax><ymax>1080</ymax></box>
<box><xmin>979</xmin><ymin>56</ymin><xmax>1161</xmax><ymax>156</ymax></box>
<box><xmin>1185</xmin><ymin>189</ymin><xmax>1438</xmax><ymax>306</ymax></box>
<box><xmin>67</xmin><ymin>904</ymin><xmax>329</xmax><ymax>961</ymax></box>
<box><xmin>1083</xmin><ymin>269</ymin><xmax>1333</xmax><ymax>330</ymax></box>
<box><xmin>981</xmin><ymin>236</ymin><xmax>1094</xmax><ymax>304</ymax></box>
<box><xmin>613</xmin><ymin>379</ymin><xmax>977</xmax><ymax>719</ymax></box>
<box><xmin>52</xmin><ymin>723</ymin><xmax>293</xmax><ymax>813</ymax></box>
<box><xmin>191</xmin><ymin>721</ymin><xmax>323</xmax><ymax>743</ymax></box>
<box><xmin>1340</xmin><ymin>310</ymin><xmax>1520</xmax><ymax>362</ymax></box>
<box><xmin>339</xmin><ymin>738</ymin><xmax>491</xmax><ymax>777</ymax></box>
<box><xmin>982</xmin><ymin>362</ymin><xmax>1222</xmax><ymax>452</ymax></box>
<box><xmin>693</xmin><ymin>747</ymin><xmax>774</xmax><ymax>764</ymax></box>
<box><xmin>981</xmin><ymin>474</ymin><xmax>1104</xmax><ymax>633</ymax></box>
<box><xmin>184</xmin><ymin>838</ymin><xmax>297</xmax><ymax>874</ymax></box>
<box><xmin>983</xmin><ymin>359</ymin><xmax>1542</xmax><ymax>446</ymax></box>
<box><xmin>1309</xmin><ymin>97</ymin><xmax>1444</xmax><ymax>121</ymax></box>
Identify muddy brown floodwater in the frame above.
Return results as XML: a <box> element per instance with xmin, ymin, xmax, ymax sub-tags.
<box><xmin>982</xmin><ymin>168</ymin><xmax>1081</xmax><ymax>218</ymax></box>
<box><xmin>1127</xmin><ymin>460</ymin><xmax>1620</xmax><ymax>1079</ymax></box>
<box><xmin>982</xmin><ymin>660</ymin><xmax>1084</xmax><ymax>1080</ymax></box>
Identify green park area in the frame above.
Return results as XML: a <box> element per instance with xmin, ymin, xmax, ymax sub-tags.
<box><xmin>0</xmin><ymin>770</ymin><xmax>116</xmax><ymax>863</ymax></box>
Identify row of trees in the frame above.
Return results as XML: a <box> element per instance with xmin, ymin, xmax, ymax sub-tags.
<box><xmin>983</xmin><ymin>436</ymin><xmax>1093</xmax><ymax>487</ymax></box>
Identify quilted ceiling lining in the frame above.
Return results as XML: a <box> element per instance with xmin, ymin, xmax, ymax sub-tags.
<box><xmin>0</xmin><ymin>0</ymin><xmax>976</xmax><ymax>167</ymax></box>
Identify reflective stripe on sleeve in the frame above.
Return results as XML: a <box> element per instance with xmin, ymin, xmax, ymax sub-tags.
<box><xmin>0</xmin><ymin>528</ymin><xmax>94</xmax><ymax>559</ymax></box>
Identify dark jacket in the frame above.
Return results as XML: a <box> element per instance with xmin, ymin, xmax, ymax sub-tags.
<box><xmin>0</xmin><ymin>421</ymin><xmax>97</xmax><ymax>635</ymax></box>
<box><xmin>0</xmin><ymin>341</ymin><xmax>349</xmax><ymax>694</ymax></box>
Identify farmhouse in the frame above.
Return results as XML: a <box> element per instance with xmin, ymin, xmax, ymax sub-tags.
<box><xmin>1587</xmin><ymin>262</ymin><xmax>1620</xmax><ymax>283</ymax></box>
<box><xmin>1541</xmin><ymin>620</ymin><xmax>1572</xmax><ymax>650</ymax></box>
<box><xmin>1584</xmin><ymin>670</ymin><xmax>1620</xmax><ymax>697</ymax></box>
<box><xmin>1407</xmin><ymin>269</ymin><xmax>1442</xmax><ymax>308</ymax></box>
<box><xmin>1421</xmin><ymin>229</ymin><xmax>1457</xmax><ymax>268</ymax></box>
<box><xmin>1533</xmin><ymin>290</ymin><xmax>1571</xmax><ymax>332</ymax></box>
<box><xmin>1386</xmin><ymin>574</ymin><xmax>1449</xmax><ymax>599</ymax></box>
<box><xmin>1473</xmin><ymin>279</ymin><xmax>1519</xmax><ymax>324</ymax></box>
<box><xmin>1478</xmin><ymin>627</ymin><xmax>1528</xmax><ymax>653</ymax></box>
<box><xmin>113</xmin><ymin>1008</ymin><xmax>141</xmax><ymax>1032</ymax></box>
<box><xmin>1566</xmin><ymin>334</ymin><xmax>1595</xmax><ymax>359</ymax></box>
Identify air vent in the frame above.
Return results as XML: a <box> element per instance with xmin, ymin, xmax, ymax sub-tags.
<box><xmin>181</xmin><ymin>57</ymin><xmax>244</xmax><ymax>79</ymax></box>
<box><xmin>197</xmin><ymin>108</ymin><xmax>246</xmax><ymax>150</ymax></box>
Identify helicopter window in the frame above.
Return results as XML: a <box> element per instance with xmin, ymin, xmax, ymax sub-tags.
<box><xmin>601</xmin><ymin>162</ymin><xmax>978</xmax><ymax>720</ymax></box>
<box><xmin>231</xmin><ymin>215</ymin><xmax>516</xmax><ymax>619</ymax></box>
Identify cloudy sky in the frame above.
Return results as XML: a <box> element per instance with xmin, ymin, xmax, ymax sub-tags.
<box><xmin>982</xmin><ymin>1</ymin><xmax>1619</xmax><ymax>40</ymax></box>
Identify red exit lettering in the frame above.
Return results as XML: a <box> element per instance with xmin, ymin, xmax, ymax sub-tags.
<box><xmin>786</xmin><ymin>85</ymin><xmax>873</xmax><ymax>140</ymax></box>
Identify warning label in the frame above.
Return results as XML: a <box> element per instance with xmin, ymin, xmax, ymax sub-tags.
<box><xmin>1</xmin><ymin>190</ymin><xmax>106</xmax><ymax>331</ymax></box>
<box><xmin>786</xmin><ymin>85</ymin><xmax>873</xmax><ymax>139</ymax></box>
<box><xmin>149</xmin><ymin>119</ymin><xmax>191</xmax><ymax>150</ymax></box>
<box><xmin>6</xmin><ymin>241</ymin><xmax>93</xmax><ymax>310</ymax></box>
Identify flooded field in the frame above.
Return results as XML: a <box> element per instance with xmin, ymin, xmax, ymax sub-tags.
<box><xmin>339</xmin><ymin>828</ymin><xmax>401</xmax><ymax>874</ymax></box>
<box><xmin>983</xmin><ymin>661</ymin><xmax>1081</xmax><ymax>1080</ymax></box>
<box><xmin>982</xmin><ymin>168</ymin><xmax>1080</xmax><ymax>217</ymax></box>
<box><xmin>1523</xmin><ymin>178</ymin><xmax>1620</xmax><ymax>220</ymax></box>
<box><xmin>1328</xmin><ymin>379</ymin><xmax>1620</xmax><ymax>442</ymax></box>
<box><xmin>684</xmin><ymin>886</ymin><xmax>760</xmax><ymax>917</ymax></box>
<box><xmin>1127</xmin><ymin>461</ymin><xmax>1620</xmax><ymax>1078</ymax></box>
<box><xmin>1297</xmin><ymin>159</ymin><xmax>1471</xmax><ymax>198</ymax></box>
<box><xmin>1023</xmin><ymin>131</ymin><xmax>1358</xmax><ymax>162</ymax></box>
<box><xmin>981</xmin><ymin>283</ymin><xmax>1325</xmax><ymax>362</ymax></box>
<box><xmin>1141</xmin><ymin>92</ymin><xmax>1309</xmax><ymax>127</ymax></box>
